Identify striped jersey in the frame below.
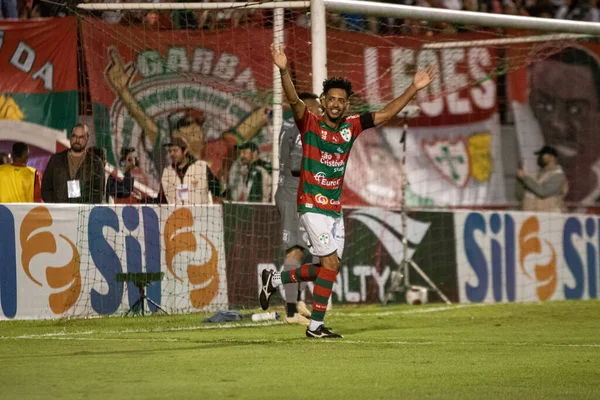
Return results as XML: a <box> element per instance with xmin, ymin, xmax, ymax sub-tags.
<box><xmin>296</xmin><ymin>109</ymin><xmax>374</xmax><ymax>217</ymax></box>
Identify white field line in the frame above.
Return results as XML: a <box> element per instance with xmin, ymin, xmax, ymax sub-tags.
<box><xmin>1</xmin><ymin>335</ymin><xmax>599</xmax><ymax>348</ymax></box>
<box><xmin>332</xmin><ymin>303</ymin><xmax>484</xmax><ymax>318</ymax></box>
<box><xmin>0</xmin><ymin>320</ymin><xmax>284</xmax><ymax>340</ymax></box>
<box><xmin>337</xmin><ymin>340</ymin><xmax>600</xmax><ymax>348</ymax></box>
<box><xmin>0</xmin><ymin>305</ymin><xmax>477</xmax><ymax>340</ymax></box>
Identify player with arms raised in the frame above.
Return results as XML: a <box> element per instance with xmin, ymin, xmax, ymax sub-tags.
<box><xmin>260</xmin><ymin>44</ymin><xmax>436</xmax><ymax>338</ymax></box>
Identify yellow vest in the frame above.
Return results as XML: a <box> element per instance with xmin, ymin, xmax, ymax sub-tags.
<box><xmin>0</xmin><ymin>164</ymin><xmax>36</xmax><ymax>203</ymax></box>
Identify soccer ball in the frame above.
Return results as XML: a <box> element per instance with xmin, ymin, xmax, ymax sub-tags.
<box><xmin>406</xmin><ymin>286</ymin><xmax>428</xmax><ymax>305</ymax></box>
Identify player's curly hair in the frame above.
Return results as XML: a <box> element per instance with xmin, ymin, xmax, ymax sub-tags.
<box><xmin>322</xmin><ymin>77</ymin><xmax>354</xmax><ymax>98</ymax></box>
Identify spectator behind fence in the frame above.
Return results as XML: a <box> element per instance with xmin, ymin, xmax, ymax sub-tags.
<box><xmin>517</xmin><ymin>145</ymin><xmax>568</xmax><ymax>212</ymax></box>
<box><xmin>159</xmin><ymin>136</ymin><xmax>222</xmax><ymax>205</ymax></box>
<box><xmin>41</xmin><ymin>124</ymin><xmax>105</xmax><ymax>204</ymax></box>
<box><xmin>229</xmin><ymin>141</ymin><xmax>272</xmax><ymax>202</ymax></box>
<box><xmin>106</xmin><ymin>146</ymin><xmax>138</xmax><ymax>203</ymax></box>
<box><xmin>555</xmin><ymin>0</ymin><xmax>600</xmax><ymax>21</ymax></box>
<box><xmin>0</xmin><ymin>142</ymin><xmax>42</xmax><ymax>203</ymax></box>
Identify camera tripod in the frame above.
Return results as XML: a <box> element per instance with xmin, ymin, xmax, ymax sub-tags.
<box><xmin>116</xmin><ymin>272</ymin><xmax>169</xmax><ymax>316</ymax></box>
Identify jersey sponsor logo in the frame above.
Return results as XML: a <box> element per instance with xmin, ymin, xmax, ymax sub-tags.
<box><xmin>305</xmin><ymin>203</ymin><xmax>313</xmax><ymax>208</ymax></box>
<box><xmin>340</xmin><ymin>127</ymin><xmax>352</xmax><ymax>142</ymax></box>
<box><xmin>320</xmin><ymin>152</ymin><xmax>346</xmax><ymax>168</ymax></box>
<box><xmin>315</xmin><ymin>193</ymin><xmax>329</xmax><ymax>205</ymax></box>
<box><xmin>330</xmin><ymin>199</ymin><xmax>341</xmax><ymax>206</ymax></box>
<box><xmin>314</xmin><ymin>172</ymin><xmax>341</xmax><ymax>188</ymax></box>
<box><xmin>314</xmin><ymin>171</ymin><xmax>327</xmax><ymax>182</ymax></box>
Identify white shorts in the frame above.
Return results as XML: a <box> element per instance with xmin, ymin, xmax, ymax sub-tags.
<box><xmin>299</xmin><ymin>212</ymin><xmax>345</xmax><ymax>259</ymax></box>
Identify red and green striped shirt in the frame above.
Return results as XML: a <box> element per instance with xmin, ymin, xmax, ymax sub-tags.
<box><xmin>296</xmin><ymin>109</ymin><xmax>374</xmax><ymax>217</ymax></box>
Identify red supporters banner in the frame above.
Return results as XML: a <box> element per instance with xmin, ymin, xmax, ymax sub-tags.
<box><xmin>0</xmin><ymin>18</ymin><xmax>77</xmax><ymax>94</ymax></box>
<box><xmin>0</xmin><ymin>18</ymin><xmax>78</xmax><ymax>171</ymax></box>
<box><xmin>81</xmin><ymin>19</ymin><xmax>276</xmax><ymax>192</ymax></box>
<box><xmin>82</xmin><ymin>20</ymin><xmax>506</xmax><ymax>207</ymax></box>
<box><xmin>291</xmin><ymin>29</ymin><xmax>500</xmax><ymax>127</ymax></box>
<box><xmin>291</xmin><ymin>29</ymin><xmax>506</xmax><ymax>207</ymax></box>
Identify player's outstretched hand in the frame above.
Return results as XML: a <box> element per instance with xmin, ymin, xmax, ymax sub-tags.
<box><xmin>270</xmin><ymin>43</ymin><xmax>288</xmax><ymax>71</ymax></box>
<box><xmin>412</xmin><ymin>65</ymin><xmax>437</xmax><ymax>91</ymax></box>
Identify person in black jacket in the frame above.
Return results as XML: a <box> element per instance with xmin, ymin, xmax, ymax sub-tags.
<box><xmin>41</xmin><ymin>124</ymin><xmax>105</xmax><ymax>204</ymax></box>
<box><xmin>106</xmin><ymin>147</ymin><xmax>137</xmax><ymax>203</ymax></box>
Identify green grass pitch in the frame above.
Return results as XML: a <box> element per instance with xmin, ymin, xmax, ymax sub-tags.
<box><xmin>0</xmin><ymin>301</ymin><xmax>598</xmax><ymax>399</ymax></box>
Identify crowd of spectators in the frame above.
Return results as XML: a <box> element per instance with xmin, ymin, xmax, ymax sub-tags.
<box><xmin>2</xmin><ymin>0</ymin><xmax>599</xmax><ymax>27</ymax></box>
<box><xmin>0</xmin><ymin>0</ymin><xmax>593</xmax><ymax>211</ymax></box>
<box><xmin>0</xmin><ymin>122</ymin><xmax>274</xmax><ymax>205</ymax></box>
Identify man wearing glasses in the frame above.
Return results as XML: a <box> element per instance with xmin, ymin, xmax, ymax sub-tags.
<box><xmin>42</xmin><ymin>124</ymin><xmax>105</xmax><ymax>204</ymax></box>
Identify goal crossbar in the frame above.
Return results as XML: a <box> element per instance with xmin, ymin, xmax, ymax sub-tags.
<box><xmin>324</xmin><ymin>0</ymin><xmax>600</xmax><ymax>35</ymax></box>
<box><xmin>77</xmin><ymin>1</ymin><xmax>310</xmax><ymax>11</ymax></box>
<box><xmin>422</xmin><ymin>33</ymin><xmax>593</xmax><ymax>49</ymax></box>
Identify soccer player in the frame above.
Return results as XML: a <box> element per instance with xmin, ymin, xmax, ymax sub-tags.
<box><xmin>260</xmin><ymin>44</ymin><xmax>435</xmax><ymax>338</ymax></box>
<box><xmin>276</xmin><ymin>92</ymin><xmax>322</xmax><ymax>325</ymax></box>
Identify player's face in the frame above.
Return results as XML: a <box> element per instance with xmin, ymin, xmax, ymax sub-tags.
<box><xmin>168</xmin><ymin>146</ymin><xmax>185</xmax><ymax>165</ymax></box>
<box><xmin>530</xmin><ymin>60</ymin><xmax>600</xmax><ymax>160</ymax></box>
<box><xmin>304</xmin><ymin>98</ymin><xmax>322</xmax><ymax>116</ymax></box>
<box><xmin>173</xmin><ymin>122</ymin><xmax>204</xmax><ymax>157</ymax></box>
<box><xmin>321</xmin><ymin>88</ymin><xmax>349</xmax><ymax>122</ymax></box>
<box><xmin>70</xmin><ymin>127</ymin><xmax>88</xmax><ymax>152</ymax></box>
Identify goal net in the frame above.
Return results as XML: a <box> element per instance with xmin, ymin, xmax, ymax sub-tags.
<box><xmin>314</xmin><ymin>3</ymin><xmax>600</xmax><ymax>304</ymax></box>
<box><xmin>15</xmin><ymin>0</ymin><xmax>595</xmax><ymax>320</ymax></box>
<box><xmin>66</xmin><ymin>2</ymin><xmax>309</xmax><ymax>318</ymax></box>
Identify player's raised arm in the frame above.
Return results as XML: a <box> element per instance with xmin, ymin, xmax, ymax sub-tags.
<box><xmin>372</xmin><ymin>65</ymin><xmax>436</xmax><ymax>126</ymax></box>
<box><xmin>271</xmin><ymin>44</ymin><xmax>306</xmax><ymax>121</ymax></box>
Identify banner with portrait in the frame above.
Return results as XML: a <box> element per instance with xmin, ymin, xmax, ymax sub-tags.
<box><xmin>508</xmin><ymin>41</ymin><xmax>600</xmax><ymax>207</ymax></box>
